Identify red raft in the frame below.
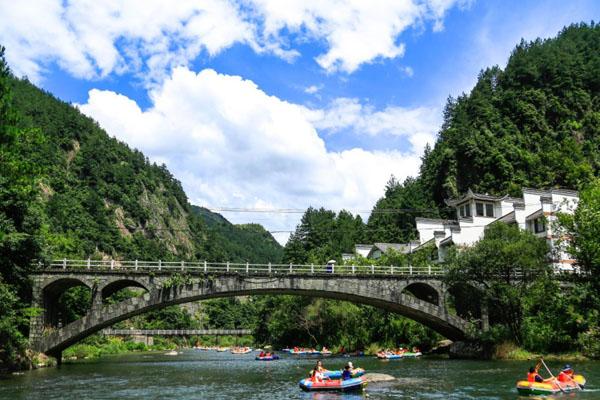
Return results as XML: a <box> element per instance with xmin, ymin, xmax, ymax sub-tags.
<box><xmin>299</xmin><ymin>377</ymin><xmax>366</xmax><ymax>392</ymax></box>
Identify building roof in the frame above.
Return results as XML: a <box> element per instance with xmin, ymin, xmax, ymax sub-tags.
<box><xmin>445</xmin><ymin>188</ymin><xmax>508</xmax><ymax>206</ymax></box>
<box><xmin>354</xmin><ymin>244</ymin><xmax>373</xmax><ymax>251</ymax></box>
<box><xmin>525</xmin><ymin>208</ymin><xmax>544</xmax><ymax>221</ymax></box>
<box><xmin>495</xmin><ymin>211</ymin><xmax>516</xmax><ymax>224</ymax></box>
<box><xmin>410</xmin><ymin>237</ymin><xmax>435</xmax><ymax>252</ymax></box>
<box><xmin>439</xmin><ymin>236</ymin><xmax>454</xmax><ymax>247</ymax></box>
<box><xmin>372</xmin><ymin>243</ymin><xmax>414</xmax><ymax>253</ymax></box>
<box><xmin>522</xmin><ymin>187</ymin><xmax>579</xmax><ymax>197</ymax></box>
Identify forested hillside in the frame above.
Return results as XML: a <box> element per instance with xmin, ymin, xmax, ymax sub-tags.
<box><xmin>192</xmin><ymin>206</ymin><xmax>283</xmax><ymax>263</ymax></box>
<box><xmin>421</xmin><ymin>22</ymin><xmax>599</xmax><ymax>204</ymax></box>
<box><xmin>369</xmin><ymin>22</ymin><xmax>600</xmax><ymax>239</ymax></box>
<box><xmin>0</xmin><ymin>47</ymin><xmax>282</xmax><ymax>370</ymax></box>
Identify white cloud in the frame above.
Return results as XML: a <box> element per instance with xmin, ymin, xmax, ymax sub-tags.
<box><xmin>401</xmin><ymin>66</ymin><xmax>414</xmax><ymax>77</ymax></box>
<box><xmin>78</xmin><ymin>68</ymin><xmax>431</xmax><ymax>242</ymax></box>
<box><xmin>309</xmin><ymin>98</ymin><xmax>440</xmax><ymax>154</ymax></box>
<box><xmin>251</xmin><ymin>0</ymin><xmax>468</xmax><ymax>73</ymax></box>
<box><xmin>0</xmin><ymin>0</ymin><xmax>467</xmax><ymax>83</ymax></box>
<box><xmin>0</xmin><ymin>0</ymin><xmax>254</xmax><ymax>84</ymax></box>
<box><xmin>304</xmin><ymin>85</ymin><xmax>322</xmax><ymax>94</ymax></box>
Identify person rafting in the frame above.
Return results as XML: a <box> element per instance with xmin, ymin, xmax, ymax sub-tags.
<box><xmin>342</xmin><ymin>365</ymin><xmax>352</xmax><ymax>381</ymax></box>
<box><xmin>310</xmin><ymin>360</ymin><xmax>328</xmax><ymax>382</ymax></box>
<box><xmin>528</xmin><ymin>366</ymin><xmax>544</xmax><ymax>383</ymax></box>
<box><xmin>558</xmin><ymin>365</ymin><xmax>574</xmax><ymax>382</ymax></box>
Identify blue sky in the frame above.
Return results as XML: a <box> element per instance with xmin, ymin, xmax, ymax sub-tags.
<box><xmin>1</xmin><ymin>0</ymin><xmax>598</xmax><ymax>242</ymax></box>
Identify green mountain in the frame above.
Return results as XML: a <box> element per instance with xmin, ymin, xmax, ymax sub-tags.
<box><xmin>421</xmin><ymin>22</ymin><xmax>600</xmax><ymax>204</ymax></box>
<box><xmin>7</xmin><ymin>74</ymin><xmax>281</xmax><ymax>263</ymax></box>
<box><xmin>368</xmin><ymin>22</ymin><xmax>600</xmax><ymax>240</ymax></box>
<box><xmin>192</xmin><ymin>206</ymin><xmax>283</xmax><ymax>263</ymax></box>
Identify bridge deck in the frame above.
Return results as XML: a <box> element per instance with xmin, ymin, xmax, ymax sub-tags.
<box><xmin>102</xmin><ymin>329</ymin><xmax>251</xmax><ymax>336</ymax></box>
<box><xmin>35</xmin><ymin>259</ymin><xmax>446</xmax><ymax>276</ymax></box>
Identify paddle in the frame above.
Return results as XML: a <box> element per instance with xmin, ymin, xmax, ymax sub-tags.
<box><xmin>540</xmin><ymin>358</ymin><xmax>566</xmax><ymax>393</ymax></box>
<box><xmin>561</xmin><ymin>366</ymin><xmax>584</xmax><ymax>391</ymax></box>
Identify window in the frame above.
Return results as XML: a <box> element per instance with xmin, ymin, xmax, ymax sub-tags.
<box><xmin>534</xmin><ymin>218</ymin><xmax>545</xmax><ymax>233</ymax></box>
<box><xmin>476</xmin><ymin>202</ymin><xmax>484</xmax><ymax>216</ymax></box>
<box><xmin>476</xmin><ymin>202</ymin><xmax>494</xmax><ymax>217</ymax></box>
<box><xmin>458</xmin><ymin>203</ymin><xmax>471</xmax><ymax>218</ymax></box>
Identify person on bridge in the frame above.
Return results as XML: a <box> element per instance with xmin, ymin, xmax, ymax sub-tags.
<box><xmin>527</xmin><ymin>365</ymin><xmax>545</xmax><ymax>383</ymax></box>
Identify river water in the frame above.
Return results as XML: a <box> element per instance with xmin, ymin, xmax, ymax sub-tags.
<box><xmin>1</xmin><ymin>351</ymin><xmax>599</xmax><ymax>399</ymax></box>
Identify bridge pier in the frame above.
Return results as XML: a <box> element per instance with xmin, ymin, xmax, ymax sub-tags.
<box><xmin>28</xmin><ymin>276</ymin><xmax>45</xmax><ymax>347</ymax></box>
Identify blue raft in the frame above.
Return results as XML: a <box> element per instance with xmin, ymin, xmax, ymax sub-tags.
<box><xmin>323</xmin><ymin>368</ymin><xmax>365</xmax><ymax>379</ymax></box>
<box><xmin>299</xmin><ymin>377</ymin><xmax>366</xmax><ymax>392</ymax></box>
<box><xmin>255</xmin><ymin>355</ymin><xmax>280</xmax><ymax>361</ymax></box>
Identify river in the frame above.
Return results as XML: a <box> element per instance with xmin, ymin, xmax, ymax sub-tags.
<box><xmin>1</xmin><ymin>351</ymin><xmax>599</xmax><ymax>399</ymax></box>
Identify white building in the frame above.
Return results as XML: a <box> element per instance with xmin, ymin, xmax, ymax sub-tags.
<box><xmin>350</xmin><ymin>242</ymin><xmax>420</xmax><ymax>260</ymax></box>
<box><xmin>415</xmin><ymin>188</ymin><xmax>579</xmax><ymax>271</ymax></box>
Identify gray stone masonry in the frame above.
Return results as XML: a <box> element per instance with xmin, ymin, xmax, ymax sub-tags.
<box><xmin>30</xmin><ymin>270</ymin><xmax>474</xmax><ymax>357</ymax></box>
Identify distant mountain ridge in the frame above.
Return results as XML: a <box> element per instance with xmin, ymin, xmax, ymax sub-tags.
<box><xmin>192</xmin><ymin>206</ymin><xmax>283</xmax><ymax>263</ymax></box>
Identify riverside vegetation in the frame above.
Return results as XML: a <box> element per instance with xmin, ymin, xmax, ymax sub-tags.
<box><xmin>1</xmin><ymin>23</ymin><xmax>599</xmax><ymax>371</ymax></box>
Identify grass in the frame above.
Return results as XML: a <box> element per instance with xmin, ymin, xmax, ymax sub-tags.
<box><xmin>494</xmin><ymin>342</ymin><xmax>588</xmax><ymax>361</ymax></box>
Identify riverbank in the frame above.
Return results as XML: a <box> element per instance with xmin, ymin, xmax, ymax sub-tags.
<box><xmin>60</xmin><ymin>334</ymin><xmax>255</xmax><ymax>362</ymax></box>
<box><xmin>493</xmin><ymin>342</ymin><xmax>589</xmax><ymax>362</ymax></box>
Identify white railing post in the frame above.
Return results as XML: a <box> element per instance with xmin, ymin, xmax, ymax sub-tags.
<box><xmin>371</xmin><ymin>265</ymin><xmax>374</xmax><ymax>274</ymax></box>
<box><xmin>246</xmin><ymin>262</ymin><xmax>249</xmax><ymax>274</ymax></box>
<box><xmin>226</xmin><ymin>261</ymin><xmax>230</xmax><ymax>272</ymax></box>
<box><xmin>87</xmin><ymin>258</ymin><xmax>91</xmax><ymax>269</ymax></box>
<box><xmin>311</xmin><ymin>264</ymin><xmax>314</xmax><ymax>274</ymax></box>
<box><xmin>332</xmin><ymin>263</ymin><xmax>335</xmax><ymax>274</ymax></box>
<box><xmin>63</xmin><ymin>258</ymin><xmax>67</xmax><ymax>269</ymax></box>
<box><xmin>135</xmin><ymin>259</ymin><xmax>138</xmax><ymax>271</ymax></box>
<box><xmin>289</xmin><ymin>263</ymin><xmax>293</xmax><ymax>273</ymax></box>
<box><xmin>158</xmin><ymin>260</ymin><xmax>162</xmax><ymax>271</ymax></box>
<box><xmin>428</xmin><ymin>264</ymin><xmax>431</xmax><ymax>275</ymax></box>
<box><xmin>110</xmin><ymin>259</ymin><xmax>114</xmax><ymax>270</ymax></box>
<box><xmin>352</xmin><ymin>265</ymin><xmax>355</xmax><ymax>274</ymax></box>
<box><xmin>268</xmin><ymin>262</ymin><xmax>272</xmax><ymax>274</ymax></box>
<box><xmin>409</xmin><ymin>264</ymin><xmax>412</xmax><ymax>275</ymax></box>
<box><xmin>181</xmin><ymin>261</ymin><xmax>185</xmax><ymax>271</ymax></box>
<box><xmin>204</xmin><ymin>260</ymin><xmax>207</xmax><ymax>273</ymax></box>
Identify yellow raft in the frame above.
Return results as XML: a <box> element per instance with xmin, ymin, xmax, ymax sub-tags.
<box><xmin>516</xmin><ymin>375</ymin><xmax>586</xmax><ymax>396</ymax></box>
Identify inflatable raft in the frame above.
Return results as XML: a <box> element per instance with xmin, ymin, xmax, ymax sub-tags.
<box><xmin>516</xmin><ymin>375</ymin><xmax>586</xmax><ymax>396</ymax></box>
<box><xmin>377</xmin><ymin>352</ymin><xmax>403</xmax><ymax>359</ymax></box>
<box><xmin>231</xmin><ymin>348</ymin><xmax>252</xmax><ymax>354</ymax></box>
<box><xmin>299</xmin><ymin>377</ymin><xmax>366</xmax><ymax>392</ymax></box>
<box><xmin>323</xmin><ymin>368</ymin><xmax>365</xmax><ymax>379</ymax></box>
<box><xmin>255</xmin><ymin>355</ymin><xmax>280</xmax><ymax>361</ymax></box>
<box><xmin>401</xmin><ymin>352</ymin><xmax>422</xmax><ymax>358</ymax></box>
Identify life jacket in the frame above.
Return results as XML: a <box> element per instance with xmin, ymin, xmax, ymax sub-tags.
<box><xmin>557</xmin><ymin>372</ymin><xmax>570</xmax><ymax>382</ymax></box>
<box><xmin>527</xmin><ymin>372</ymin><xmax>538</xmax><ymax>382</ymax></box>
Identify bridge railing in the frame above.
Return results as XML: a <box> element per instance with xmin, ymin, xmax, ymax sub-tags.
<box><xmin>37</xmin><ymin>259</ymin><xmax>445</xmax><ymax>276</ymax></box>
<box><xmin>102</xmin><ymin>328</ymin><xmax>252</xmax><ymax>336</ymax></box>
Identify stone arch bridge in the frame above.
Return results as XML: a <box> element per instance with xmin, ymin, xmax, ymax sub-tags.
<box><xmin>29</xmin><ymin>260</ymin><xmax>478</xmax><ymax>361</ymax></box>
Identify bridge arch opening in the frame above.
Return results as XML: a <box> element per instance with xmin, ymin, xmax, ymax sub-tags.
<box><xmin>43</xmin><ymin>278</ymin><xmax>92</xmax><ymax>329</ymax></box>
<box><xmin>445</xmin><ymin>283</ymin><xmax>483</xmax><ymax>320</ymax></box>
<box><xmin>101</xmin><ymin>279</ymin><xmax>148</xmax><ymax>305</ymax></box>
<box><xmin>401</xmin><ymin>282</ymin><xmax>440</xmax><ymax>306</ymax></box>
